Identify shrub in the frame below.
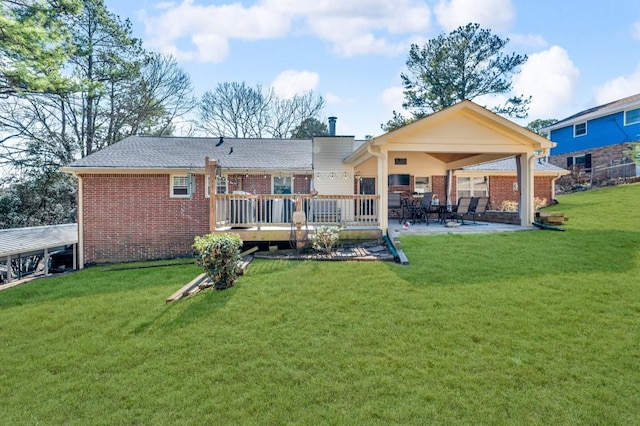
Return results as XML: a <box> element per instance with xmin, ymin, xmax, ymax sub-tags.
<box><xmin>310</xmin><ymin>225</ymin><xmax>340</xmax><ymax>254</ymax></box>
<box><xmin>193</xmin><ymin>233</ymin><xmax>243</xmax><ymax>290</ymax></box>
<box><xmin>499</xmin><ymin>200</ymin><xmax>519</xmax><ymax>212</ymax></box>
<box><xmin>499</xmin><ymin>197</ymin><xmax>547</xmax><ymax>212</ymax></box>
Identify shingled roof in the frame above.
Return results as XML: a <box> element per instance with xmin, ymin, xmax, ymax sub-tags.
<box><xmin>462</xmin><ymin>157</ymin><xmax>568</xmax><ymax>174</ymax></box>
<box><xmin>64</xmin><ymin>135</ymin><xmax>313</xmax><ymax>171</ymax></box>
<box><xmin>546</xmin><ymin>93</ymin><xmax>640</xmax><ymax>130</ymax></box>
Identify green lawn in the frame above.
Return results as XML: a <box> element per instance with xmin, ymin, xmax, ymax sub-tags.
<box><xmin>1</xmin><ymin>184</ymin><xmax>639</xmax><ymax>424</ymax></box>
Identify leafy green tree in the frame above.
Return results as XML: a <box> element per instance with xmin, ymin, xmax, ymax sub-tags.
<box><xmin>381</xmin><ymin>110</ymin><xmax>423</xmax><ymax>133</ymax></box>
<box><xmin>0</xmin><ymin>0</ymin><xmax>196</xmax><ymax>227</ymax></box>
<box><xmin>291</xmin><ymin>117</ymin><xmax>328</xmax><ymax>138</ymax></box>
<box><xmin>526</xmin><ymin>118</ymin><xmax>558</xmax><ymax>138</ymax></box>
<box><xmin>400</xmin><ymin>23</ymin><xmax>530</xmax><ymax>120</ymax></box>
<box><xmin>0</xmin><ymin>0</ymin><xmax>81</xmax><ymax>96</ymax></box>
<box><xmin>0</xmin><ymin>167</ymin><xmax>76</xmax><ymax>228</ymax></box>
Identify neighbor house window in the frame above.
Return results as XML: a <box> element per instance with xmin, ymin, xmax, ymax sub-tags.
<box><xmin>624</xmin><ymin>108</ymin><xmax>640</xmax><ymax>126</ymax></box>
<box><xmin>574</xmin><ymin>122</ymin><xmax>587</xmax><ymax>137</ymax></box>
<box><xmin>273</xmin><ymin>176</ymin><xmax>293</xmax><ymax>194</ymax></box>
<box><xmin>457</xmin><ymin>176</ymin><xmax>488</xmax><ymax>199</ymax></box>
<box><xmin>171</xmin><ymin>174</ymin><xmax>190</xmax><ymax>198</ymax></box>
<box><xmin>205</xmin><ymin>175</ymin><xmax>227</xmax><ymax>198</ymax></box>
<box><xmin>567</xmin><ymin>153</ymin><xmax>592</xmax><ymax>170</ymax></box>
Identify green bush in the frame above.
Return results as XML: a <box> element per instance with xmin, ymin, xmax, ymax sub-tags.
<box><xmin>193</xmin><ymin>233</ymin><xmax>243</xmax><ymax>290</ymax></box>
<box><xmin>310</xmin><ymin>225</ymin><xmax>340</xmax><ymax>254</ymax></box>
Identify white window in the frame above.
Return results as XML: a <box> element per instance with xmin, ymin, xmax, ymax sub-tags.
<box><xmin>171</xmin><ymin>175</ymin><xmax>190</xmax><ymax>198</ymax></box>
<box><xmin>574</xmin><ymin>122</ymin><xmax>587</xmax><ymax>137</ymax></box>
<box><xmin>273</xmin><ymin>176</ymin><xmax>293</xmax><ymax>194</ymax></box>
<box><xmin>205</xmin><ymin>175</ymin><xmax>227</xmax><ymax>198</ymax></box>
<box><xmin>457</xmin><ymin>176</ymin><xmax>488</xmax><ymax>199</ymax></box>
<box><xmin>624</xmin><ymin>108</ymin><xmax>640</xmax><ymax>126</ymax></box>
<box><xmin>414</xmin><ymin>176</ymin><xmax>431</xmax><ymax>194</ymax></box>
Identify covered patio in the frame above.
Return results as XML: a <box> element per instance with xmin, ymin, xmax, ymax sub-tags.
<box><xmin>344</xmin><ymin>101</ymin><xmax>556</xmax><ymax>232</ymax></box>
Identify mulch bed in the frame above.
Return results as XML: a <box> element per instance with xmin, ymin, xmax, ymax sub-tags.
<box><xmin>253</xmin><ymin>240</ymin><xmax>395</xmax><ymax>262</ymax></box>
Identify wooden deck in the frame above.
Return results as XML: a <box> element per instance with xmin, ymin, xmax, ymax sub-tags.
<box><xmin>211</xmin><ymin>194</ymin><xmax>382</xmax><ymax>242</ymax></box>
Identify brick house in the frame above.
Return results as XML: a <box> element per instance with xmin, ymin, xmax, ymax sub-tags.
<box><xmin>63</xmin><ymin>101</ymin><xmax>565</xmax><ymax>266</ymax></box>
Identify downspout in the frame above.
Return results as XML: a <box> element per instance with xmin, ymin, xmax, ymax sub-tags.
<box><xmin>76</xmin><ymin>173</ymin><xmax>84</xmax><ymax>269</ymax></box>
<box><xmin>367</xmin><ymin>143</ymin><xmax>387</xmax><ymax>231</ymax></box>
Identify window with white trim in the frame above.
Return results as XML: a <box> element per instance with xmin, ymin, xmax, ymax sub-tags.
<box><xmin>414</xmin><ymin>176</ymin><xmax>431</xmax><ymax>194</ymax></box>
<box><xmin>205</xmin><ymin>175</ymin><xmax>227</xmax><ymax>198</ymax></box>
<box><xmin>624</xmin><ymin>108</ymin><xmax>640</xmax><ymax>126</ymax></box>
<box><xmin>171</xmin><ymin>174</ymin><xmax>190</xmax><ymax>198</ymax></box>
<box><xmin>567</xmin><ymin>153</ymin><xmax>592</xmax><ymax>170</ymax></box>
<box><xmin>457</xmin><ymin>176</ymin><xmax>488</xmax><ymax>199</ymax></box>
<box><xmin>574</xmin><ymin>122</ymin><xmax>587</xmax><ymax>137</ymax></box>
<box><xmin>273</xmin><ymin>176</ymin><xmax>293</xmax><ymax>194</ymax></box>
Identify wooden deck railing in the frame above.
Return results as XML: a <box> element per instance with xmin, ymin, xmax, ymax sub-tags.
<box><xmin>213</xmin><ymin>194</ymin><xmax>380</xmax><ymax>229</ymax></box>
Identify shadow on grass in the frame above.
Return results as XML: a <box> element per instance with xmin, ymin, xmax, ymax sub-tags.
<box><xmin>393</xmin><ymin>229</ymin><xmax>640</xmax><ymax>286</ymax></box>
<box><xmin>132</xmin><ymin>286</ymin><xmax>235</xmax><ymax>334</ymax></box>
<box><xmin>0</xmin><ymin>260</ymin><xmax>201</xmax><ymax>310</ymax></box>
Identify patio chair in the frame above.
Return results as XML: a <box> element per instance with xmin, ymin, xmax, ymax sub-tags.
<box><xmin>417</xmin><ymin>192</ymin><xmax>437</xmax><ymax>225</ymax></box>
<box><xmin>388</xmin><ymin>192</ymin><xmax>403</xmax><ymax>223</ymax></box>
<box><xmin>447</xmin><ymin>197</ymin><xmax>473</xmax><ymax>224</ymax></box>
<box><xmin>400</xmin><ymin>197</ymin><xmax>424</xmax><ymax>224</ymax></box>
<box><xmin>468</xmin><ymin>196</ymin><xmax>490</xmax><ymax>224</ymax></box>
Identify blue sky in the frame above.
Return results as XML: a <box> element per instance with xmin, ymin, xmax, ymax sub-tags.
<box><xmin>104</xmin><ymin>0</ymin><xmax>640</xmax><ymax>139</ymax></box>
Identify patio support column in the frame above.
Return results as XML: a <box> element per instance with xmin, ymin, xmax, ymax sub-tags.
<box><xmin>367</xmin><ymin>144</ymin><xmax>388</xmax><ymax>231</ymax></box>
<box><xmin>518</xmin><ymin>154</ymin><xmax>535</xmax><ymax>227</ymax></box>
<box><xmin>206</xmin><ymin>157</ymin><xmax>218</xmax><ymax>233</ymax></box>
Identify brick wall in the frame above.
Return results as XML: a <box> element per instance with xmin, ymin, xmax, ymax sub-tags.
<box><xmin>81</xmin><ymin>173</ymin><xmax>210</xmax><ymax>264</ymax></box>
<box><xmin>81</xmin><ymin>172</ymin><xmax>313</xmax><ymax>264</ymax></box>
<box><xmin>488</xmin><ymin>176</ymin><xmax>555</xmax><ymax>209</ymax></box>
<box><xmin>549</xmin><ymin>143</ymin><xmax>636</xmax><ymax>182</ymax></box>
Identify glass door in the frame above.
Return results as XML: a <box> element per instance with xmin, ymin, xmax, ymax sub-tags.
<box><xmin>358</xmin><ymin>177</ymin><xmax>376</xmax><ymax>217</ymax></box>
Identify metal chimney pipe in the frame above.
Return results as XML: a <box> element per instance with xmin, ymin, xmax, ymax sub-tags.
<box><xmin>328</xmin><ymin>116</ymin><xmax>337</xmax><ymax>136</ymax></box>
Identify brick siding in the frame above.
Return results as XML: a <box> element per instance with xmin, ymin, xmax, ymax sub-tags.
<box><xmin>81</xmin><ymin>173</ymin><xmax>210</xmax><ymax>264</ymax></box>
<box><xmin>81</xmin><ymin>173</ymin><xmax>312</xmax><ymax>264</ymax></box>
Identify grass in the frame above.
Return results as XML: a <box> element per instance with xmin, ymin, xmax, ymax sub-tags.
<box><xmin>1</xmin><ymin>184</ymin><xmax>640</xmax><ymax>424</ymax></box>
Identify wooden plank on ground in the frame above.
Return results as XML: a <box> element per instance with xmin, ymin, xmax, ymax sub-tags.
<box><xmin>166</xmin><ymin>273</ymin><xmax>208</xmax><ymax>304</ymax></box>
<box><xmin>238</xmin><ymin>255</ymin><xmax>254</xmax><ymax>275</ymax></box>
<box><xmin>167</xmin><ymin>251</ymin><xmax>257</xmax><ymax>303</ymax></box>
<box><xmin>240</xmin><ymin>246</ymin><xmax>258</xmax><ymax>257</ymax></box>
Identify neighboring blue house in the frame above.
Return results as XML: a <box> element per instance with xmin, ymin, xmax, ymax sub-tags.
<box><xmin>545</xmin><ymin>93</ymin><xmax>640</xmax><ymax>182</ymax></box>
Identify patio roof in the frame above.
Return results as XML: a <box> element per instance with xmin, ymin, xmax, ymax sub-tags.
<box><xmin>0</xmin><ymin>223</ymin><xmax>77</xmax><ymax>258</ymax></box>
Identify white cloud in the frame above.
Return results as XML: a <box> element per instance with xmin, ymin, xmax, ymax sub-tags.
<box><xmin>291</xmin><ymin>0</ymin><xmax>432</xmax><ymax>56</ymax></box>
<box><xmin>512</xmin><ymin>45</ymin><xmax>580</xmax><ymax>119</ymax></box>
<box><xmin>271</xmin><ymin>70</ymin><xmax>320</xmax><ymax>99</ymax></box>
<box><xmin>381</xmin><ymin>86</ymin><xmax>405</xmax><ymax>113</ymax></box>
<box><xmin>434</xmin><ymin>0</ymin><xmax>515</xmax><ymax>33</ymax></box>
<box><xmin>595</xmin><ymin>65</ymin><xmax>640</xmax><ymax>104</ymax></box>
<box><xmin>325</xmin><ymin>93</ymin><xmax>343</xmax><ymax>105</ymax></box>
<box><xmin>141</xmin><ymin>0</ymin><xmax>432</xmax><ymax>62</ymax></box>
<box><xmin>141</xmin><ymin>1</ymin><xmax>290</xmax><ymax>63</ymax></box>
<box><xmin>508</xmin><ymin>33</ymin><xmax>547</xmax><ymax>49</ymax></box>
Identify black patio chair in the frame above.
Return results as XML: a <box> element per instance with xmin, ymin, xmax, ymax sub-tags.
<box><xmin>388</xmin><ymin>193</ymin><xmax>403</xmax><ymax>223</ymax></box>
<box><xmin>417</xmin><ymin>193</ymin><xmax>437</xmax><ymax>225</ymax></box>
<box><xmin>400</xmin><ymin>197</ymin><xmax>424</xmax><ymax>224</ymax></box>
